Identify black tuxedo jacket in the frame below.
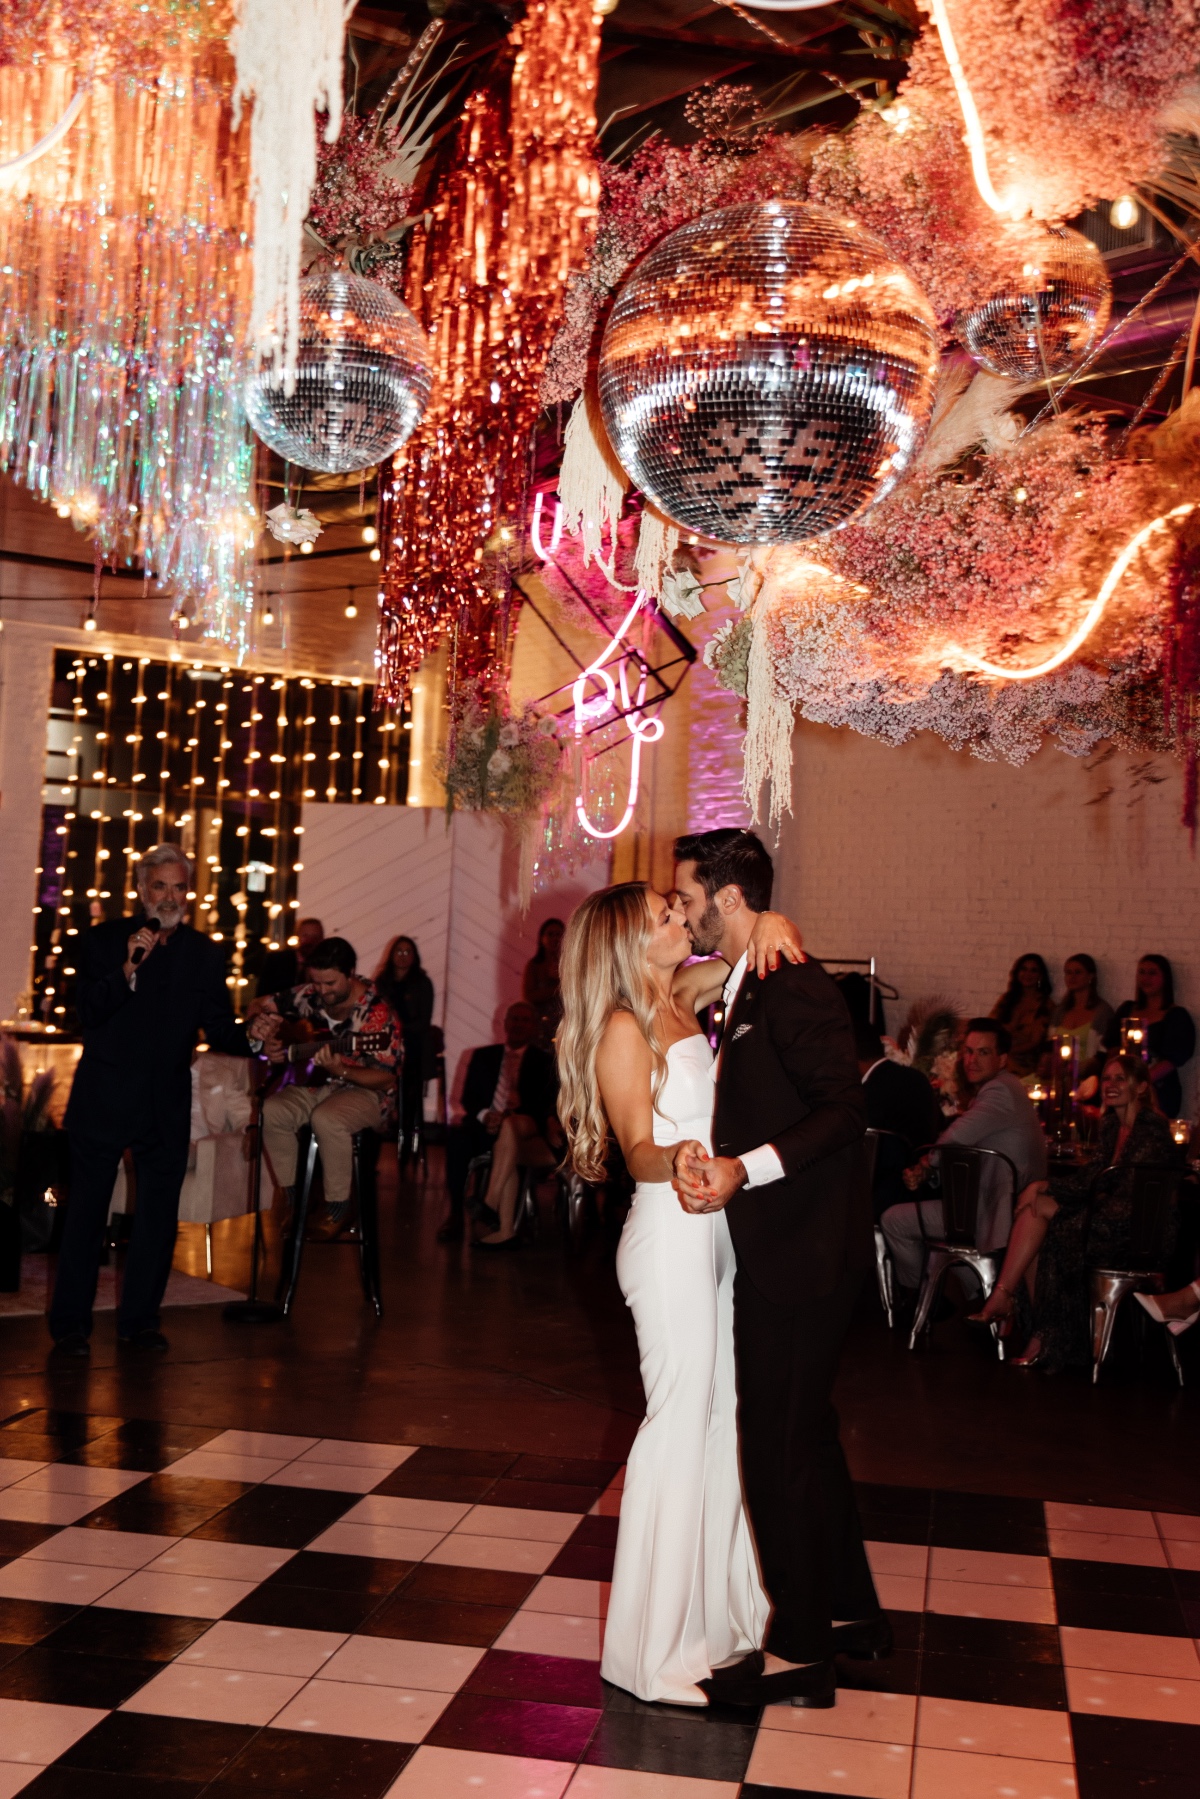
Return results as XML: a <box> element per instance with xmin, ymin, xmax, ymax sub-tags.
<box><xmin>65</xmin><ymin>915</ymin><xmax>251</xmax><ymax>1140</ymax></box>
<box><xmin>461</xmin><ymin>1042</ymin><xmax>558</xmax><ymax>1133</ymax></box>
<box><xmin>715</xmin><ymin>957</ymin><xmax>872</xmax><ymax>1305</ymax></box>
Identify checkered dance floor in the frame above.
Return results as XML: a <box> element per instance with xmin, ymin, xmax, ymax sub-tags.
<box><xmin>0</xmin><ymin>1409</ymin><xmax>1197</xmax><ymax>1798</ymax></box>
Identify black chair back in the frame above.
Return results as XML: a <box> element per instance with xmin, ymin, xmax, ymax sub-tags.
<box><xmin>865</xmin><ymin>1125</ymin><xmax>912</xmax><ymax>1186</ymax></box>
<box><xmin>1125</xmin><ymin>1163</ymin><xmax>1185</xmax><ymax>1269</ymax></box>
<box><xmin>934</xmin><ymin>1144</ymin><xmax>1019</xmax><ymax>1247</ymax></box>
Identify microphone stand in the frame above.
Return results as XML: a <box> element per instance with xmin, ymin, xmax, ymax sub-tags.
<box><xmin>223</xmin><ymin>1059</ymin><xmax>283</xmax><ymax>1324</ymax></box>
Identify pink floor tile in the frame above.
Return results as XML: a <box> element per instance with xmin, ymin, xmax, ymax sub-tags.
<box><xmin>0</xmin><ymin>1490</ymin><xmax>107</xmax><ymax>1527</ymax></box>
<box><xmin>342</xmin><ymin>1495</ymin><xmax>470</xmax><ymax>1532</ymax></box>
<box><xmin>162</xmin><ymin>1450</ymin><xmax>294</xmax><ymax>1484</ymax></box>
<box><xmin>96</xmin><ymin>1569</ymin><xmax>259</xmax><ymax>1619</ymax></box>
<box><xmin>745</xmin><ymin>1727</ymin><xmax>912</xmax><ymax>1798</ymax></box>
<box><xmin>205</xmin><ymin>1429</ymin><xmax>320</xmax><ymax>1459</ymax></box>
<box><xmin>494</xmin><ymin>1609</ymin><xmax>603</xmax><ymax>1660</ymax></box>
<box><xmin>872</xmin><ymin>1572</ymin><xmax>926</xmax><ymax>1614</ymax></box>
<box><xmin>121</xmin><ymin>1661</ymin><xmax>307</xmax><ymax>1726</ymax></box>
<box><xmin>1163</xmin><ymin>1538</ymin><xmax>1200</xmax><ymax>1571</ymax></box>
<box><xmin>0</xmin><ymin>1559</ymin><xmax>127</xmax><ymax>1605</ymax></box>
<box><xmin>911</xmin><ymin>1747</ymin><xmax>1076</xmax><ymax>1799</ymax></box>
<box><xmin>0</xmin><ymin>1765</ymin><xmax>44</xmax><ymax>1798</ymax></box>
<box><xmin>425</xmin><ymin>1534</ymin><xmax>561</xmax><ymax>1576</ymax></box>
<box><xmin>524</xmin><ymin>1577</ymin><xmax>610</xmax><ymax>1618</ymax></box>
<box><xmin>0</xmin><ymin>1698</ymin><xmax>108</xmax><ymax>1764</ymax></box>
<box><xmin>1065</xmin><ymin>1665</ymin><xmax>1200</xmax><ymax>1725</ymax></box>
<box><xmin>1155</xmin><ymin>1510</ymin><xmax>1200</xmax><ymax>1541</ymax></box>
<box><xmin>316</xmin><ymin>1637</ymin><xmax>483</xmax><ymax>1692</ymax></box>
<box><xmin>17</xmin><ymin>1465</ymin><xmax>147</xmax><ymax>1499</ymax></box>
<box><xmin>1045</xmin><ymin>1530</ymin><xmax>1166</xmax><ymax>1567</ymax></box>
<box><xmin>925</xmin><ymin>1579</ymin><xmax>1056</xmax><ymax>1625</ymax></box>
<box><xmin>927</xmin><ymin>1548</ymin><xmax>1052</xmax><ymax>1590</ymax></box>
<box><xmin>763</xmin><ymin>1686</ymin><xmax>916</xmax><ymax>1744</ymax></box>
<box><xmin>915</xmin><ymin>1697</ymin><xmax>1072</xmax><ymax>1762</ymax></box>
<box><xmin>296</xmin><ymin>1440</ymin><xmax>417</xmax><ymax>1471</ymax></box>
<box><xmin>454</xmin><ymin>1506</ymin><xmax>580</xmax><ymax>1545</ymax></box>
<box><xmin>865</xmin><ymin>1539</ymin><xmax>928</xmax><ymax>1579</ymax></box>
<box><xmin>0</xmin><ymin>1462</ymin><xmax>47</xmax><ymax>1491</ymax></box>
<box><xmin>566</xmin><ymin>1771</ymin><xmax>740</xmax><ymax>1798</ymax></box>
<box><xmin>24</xmin><ymin>1527</ymin><xmax>178</xmax><ymax>1569</ymax></box>
<box><xmin>385</xmin><ymin>1745</ymin><xmax>574</xmax><ymax>1798</ymax></box>
<box><xmin>265</xmin><ymin>1462</ymin><xmax>386</xmax><ymax>1494</ymax></box>
<box><xmin>179</xmin><ymin>1621</ymin><xmax>347</xmax><ymax>1676</ymax></box>
<box><xmin>306</xmin><ymin>1521</ymin><xmax>448</xmax><ymax>1562</ymax></box>
<box><xmin>1059</xmin><ymin>1627</ymin><xmax>1200</xmax><ymax>1677</ymax></box>
<box><xmin>272</xmin><ymin>1678</ymin><xmax>453</xmax><ymax>1742</ymax></box>
<box><xmin>145</xmin><ymin>1539</ymin><xmax>294</xmax><ymax>1582</ymax></box>
<box><xmin>1043</xmin><ymin>1502</ymin><xmax>1156</xmax><ymax>1538</ymax></box>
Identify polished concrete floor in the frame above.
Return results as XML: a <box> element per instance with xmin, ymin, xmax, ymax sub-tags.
<box><xmin>0</xmin><ymin>1151</ymin><xmax>1197</xmax><ymax>1799</ymax></box>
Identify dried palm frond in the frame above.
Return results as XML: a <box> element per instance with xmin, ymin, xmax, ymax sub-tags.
<box><xmin>895</xmin><ymin>995</ymin><xmax>961</xmax><ymax>1071</ymax></box>
<box><xmin>912</xmin><ymin>363</ymin><xmax>1031</xmax><ymax>478</ymax></box>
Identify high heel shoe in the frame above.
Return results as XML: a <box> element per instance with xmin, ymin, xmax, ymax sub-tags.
<box><xmin>967</xmin><ymin>1284</ymin><xmax>1015</xmax><ymax>1335</ymax></box>
<box><xmin>1135</xmin><ymin>1281</ymin><xmax>1200</xmax><ymax>1336</ymax></box>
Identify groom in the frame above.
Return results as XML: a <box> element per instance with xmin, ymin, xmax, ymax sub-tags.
<box><xmin>672</xmin><ymin>828</ymin><xmax>885</xmax><ymax>1709</ymax></box>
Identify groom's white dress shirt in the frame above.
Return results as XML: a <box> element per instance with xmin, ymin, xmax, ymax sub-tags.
<box><xmin>721</xmin><ymin>951</ymin><xmax>785</xmax><ymax>1188</ymax></box>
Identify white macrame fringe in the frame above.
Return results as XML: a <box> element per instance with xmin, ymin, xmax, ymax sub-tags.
<box><xmin>633</xmin><ymin>510</ymin><xmax>680</xmax><ymax>600</ymax></box>
<box><xmin>233</xmin><ymin>0</ymin><xmax>351</xmax><ymax>384</ymax></box>
<box><xmin>558</xmin><ymin>390</ymin><xmax>628</xmax><ymax>569</ymax></box>
<box><xmin>743</xmin><ymin>593</ymin><xmax>794</xmax><ymax>828</ymax></box>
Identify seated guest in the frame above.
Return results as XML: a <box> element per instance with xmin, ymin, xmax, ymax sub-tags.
<box><xmin>440</xmin><ymin>1000</ymin><xmax>558</xmax><ymax>1245</ymax></box>
<box><xmin>256</xmin><ymin>916</ymin><xmax>324</xmax><ymax>999</ymax></box>
<box><xmin>881</xmin><ymin>1019</ymin><xmax>1047</xmax><ymax>1294</ymax></box>
<box><xmin>991</xmin><ymin>953</ymin><xmax>1052</xmax><ymax>1079</ymax></box>
<box><xmin>374</xmin><ymin>935</ymin><xmax>436</xmax><ymax>1161</ymax></box>
<box><xmin>257</xmin><ymin>938</ymin><xmax>401</xmax><ymax>1239</ymax></box>
<box><xmin>972</xmin><ymin>1054</ymin><xmax>1181</xmax><ymax>1370</ymax></box>
<box><xmin>1103</xmin><ymin>954</ymin><xmax>1195</xmax><ymax>1119</ymax></box>
<box><xmin>856</xmin><ymin>1018</ymin><xmax>943</xmax><ymax>1220</ymax></box>
<box><xmin>522</xmin><ymin>917</ymin><xmax>565</xmax><ymax>1051</ymax></box>
<box><xmin>1050</xmin><ymin>953</ymin><xmax>1114</xmax><ymax>1067</ymax></box>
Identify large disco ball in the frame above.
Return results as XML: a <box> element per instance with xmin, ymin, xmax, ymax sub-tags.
<box><xmin>245</xmin><ymin>271</ymin><xmax>433</xmax><ymax>474</ymax></box>
<box><xmin>959</xmin><ymin>226</ymin><xmax>1112</xmax><ymax>381</ymax></box>
<box><xmin>597</xmin><ymin>200</ymin><xmax>940</xmax><ymax>544</ymax></box>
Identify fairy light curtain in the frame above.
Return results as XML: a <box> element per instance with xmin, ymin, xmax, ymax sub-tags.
<box><xmin>375</xmin><ymin>0</ymin><xmax>601</xmax><ymax>705</ymax></box>
<box><xmin>0</xmin><ymin>1</ymin><xmax>257</xmax><ymax>652</ymax></box>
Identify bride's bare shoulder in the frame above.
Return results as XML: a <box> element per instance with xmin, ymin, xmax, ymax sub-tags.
<box><xmin>597</xmin><ymin>1008</ymin><xmax>648</xmax><ymax>1062</ymax></box>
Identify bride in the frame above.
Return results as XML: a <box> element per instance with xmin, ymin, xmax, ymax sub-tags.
<box><xmin>556</xmin><ymin>881</ymin><xmax>802</xmax><ymax>1705</ymax></box>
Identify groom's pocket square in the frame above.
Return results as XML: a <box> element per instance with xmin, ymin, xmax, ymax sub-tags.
<box><xmin>730</xmin><ymin>1023</ymin><xmax>753</xmax><ymax>1041</ymax></box>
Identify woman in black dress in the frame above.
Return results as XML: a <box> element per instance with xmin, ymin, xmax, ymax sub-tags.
<box><xmin>375</xmin><ymin>936</ymin><xmax>436</xmax><ymax>1159</ymax></box>
<box><xmin>1103</xmin><ymin>954</ymin><xmax>1195</xmax><ymax>1119</ymax></box>
<box><xmin>970</xmin><ymin>1054</ymin><xmax>1180</xmax><ymax>1370</ymax></box>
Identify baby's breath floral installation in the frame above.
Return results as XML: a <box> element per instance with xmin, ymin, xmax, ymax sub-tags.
<box><xmin>441</xmin><ymin>696</ymin><xmax>565</xmax><ymax>818</ymax></box>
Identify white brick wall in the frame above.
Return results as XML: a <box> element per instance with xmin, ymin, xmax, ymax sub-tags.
<box><xmin>773</xmin><ymin>721</ymin><xmax>1200</xmax><ymax>1115</ymax></box>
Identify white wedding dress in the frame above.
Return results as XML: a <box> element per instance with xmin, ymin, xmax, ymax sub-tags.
<box><xmin>601</xmin><ymin>1034</ymin><xmax>769</xmax><ymax>1705</ymax></box>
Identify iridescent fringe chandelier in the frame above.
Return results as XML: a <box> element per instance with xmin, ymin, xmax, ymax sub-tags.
<box><xmin>375</xmin><ymin>0</ymin><xmax>601</xmax><ymax>705</ymax></box>
<box><xmin>0</xmin><ymin>3</ymin><xmax>257</xmax><ymax>652</ymax></box>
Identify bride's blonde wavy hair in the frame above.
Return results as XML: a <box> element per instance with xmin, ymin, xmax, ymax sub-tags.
<box><xmin>557</xmin><ymin>882</ymin><xmax>668</xmax><ymax>1182</ymax></box>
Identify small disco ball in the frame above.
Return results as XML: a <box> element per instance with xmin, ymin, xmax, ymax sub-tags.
<box><xmin>245</xmin><ymin>271</ymin><xmax>432</xmax><ymax>474</ymax></box>
<box><xmin>597</xmin><ymin>200</ymin><xmax>940</xmax><ymax>544</ymax></box>
<box><xmin>959</xmin><ymin>225</ymin><xmax>1112</xmax><ymax>381</ymax></box>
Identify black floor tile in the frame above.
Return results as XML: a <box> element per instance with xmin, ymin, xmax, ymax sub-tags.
<box><xmin>1182</xmin><ymin>1599</ymin><xmax>1200</xmax><ymax>1635</ymax></box>
<box><xmin>191</xmin><ymin>1485</ymin><xmax>356</xmax><ymax>1548</ymax></box>
<box><xmin>1056</xmin><ymin>1586</ymin><xmax>1190</xmax><ymax>1636</ymax></box>
<box><xmin>930</xmin><ymin>1488</ymin><xmax>1048</xmax><ymax>1555</ymax></box>
<box><xmin>426</xmin><ymin>1691</ymin><xmax>600</xmax><ymax>1759</ymax></box>
<box><xmin>359</xmin><ymin>1593</ymin><xmax>516</xmax><ymax>1646</ymax></box>
<box><xmin>1072</xmin><ymin>1714</ymin><xmax>1200</xmax><ymax>1777</ymax></box>
<box><xmin>835</xmin><ymin>1648</ymin><xmax>920</xmax><ymax>1695</ymax></box>
<box><xmin>41</xmin><ymin>1606</ymin><xmax>212</xmax><ymax>1663</ymax></box>
<box><xmin>58</xmin><ymin>1712</ymin><xmax>257</xmax><ymax>1781</ymax></box>
<box><xmin>0</xmin><ymin>1645</ymin><xmax>160</xmax><ymax>1706</ymax></box>
<box><xmin>1054</xmin><ymin>1557</ymin><xmax>1179</xmax><ymax>1601</ymax></box>
<box><xmin>507</xmin><ymin>1454</ymin><xmax>621</xmax><ymax>1486</ymax></box>
<box><xmin>17</xmin><ymin>1770</ymin><xmax>205</xmax><ymax>1799</ymax></box>
<box><xmin>919</xmin><ymin>1649</ymin><xmax>1068</xmax><ymax>1709</ymax></box>
<box><xmin>547</xmin><ymin>1542</ymin><xmax>616</xmax><ymax>1580</ymax></box>
<box><xmin>0</xmin><ymin>1520</ymin><xmax>60</xmax><ymax>1561</ymax></box>
<box><xmin>858</xmin><ymin>1510</ymin><xmax>930</xmax><ymax>1547</ymax></box>
<box><xmin>225</xmin><ymin>1581</ymin><xmax>386</xmax><ymax>1634</ymax></box>
<box><xmin>566</xmin><ymin>1514</ymin><xmax>619</xmax><ymax>1548</ymax></box>
<box><xmin>82</xmin><ymin>1474</ymin><xmax>246</xmax><ymax>1536</ymax></box>
<box><xmin>920</xmin><ymin>1612</ymin><xmax>1062</xmax><ymax>1664</ymax></box>
<box><xmin>0</xmin><ymin>1597</ymin><xmax>80</xmax><ymax>1644</ymax></box>
<box><xmin>485</xmin><ymin>1477</ymin><xmax>603</xmax><ymax>1513</ymax></box>
<box><xmin>584</xmin><ymin>1702</ymin><xmax>757</xmax><ymax>1780</ymax></box>
<box><xmin>207</xmin><ymin>1727</ymin><xmax>415</xmax><ymax>1797</ymax></box>
<box><xmin>1076</xmin><ymin>1767</ymin><xmax>1200</xmax><ymax>1799</ymax></box>
<box><xmin>398</xmin><ymin>1562</ymin><xmax>536</xmax><ymax>1608</ymax></box>
<box><xmin>1171</xmin><ymin>1565</ymin><xmax>1200</xmax><ymax>1600</ymax></box>
<box><xmin>465</xmin><ymin>1648</ymin><xmax>606</xmax><ymax>1708</ymax></box>
<box><xmin>0</xmin><ymin>1640</ymin><xmax>26</xmax><ymax>1671</ymax></box>
<box><xmin>263</xmin><ymin>1550</ymin><xmax>414</xmax><ymax>1596</ymax></box>
<box><xmin>854</xmin><ymin>1481</ymin><xmax>933</xmax><ymax>1520</ymax></box>
<box><xmin>390</xmin><ymin>1446</ymin><xmax>515</xmax><ymax>1479</ymax></box>
<box><xmin>2</xmin><ymin>1409</ymin><xmax>123</xmax><ymax>1445</ymax></box>
<box><xmin>369</xmin><ymin>1469</ymin><xmax>498</xmax><ymax>1503</ymax></box>
<box><xmin>875</xmin><ymin>1608</ymin><xmax>922</xmax><ymax>1654</ymax></box>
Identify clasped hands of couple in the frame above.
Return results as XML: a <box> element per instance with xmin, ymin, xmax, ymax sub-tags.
<box><xmin>671</xmin><ymin>1141</ymin><xmax>743</xmax><ymax>1214</ymax></box>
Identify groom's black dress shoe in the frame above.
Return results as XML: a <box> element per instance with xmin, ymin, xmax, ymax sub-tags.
<box><xmin>834</xmin><ymin>1615</ymin><xmax>894</xmax><ymax>1661</ymax></box>
<box><xmin>699</xmin><ymin>1658</ymin><xmax>836</xmax><ymax>1711</ymax></box>
<box><xmin>701</xmin><ymin>1650</ymin><xmax>764</xmax><ymax>1694</ymax></box>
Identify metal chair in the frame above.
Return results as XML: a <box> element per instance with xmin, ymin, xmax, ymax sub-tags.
<box><xmin>865</xmin><ymin>1127</ymin><xmax>912</xmax><ymax>1329</ymax></box>
<box><xmin>1091</xmin><ymin>1162</ymin><xmax>1186</xmax><ymax>1386</ymax></box>
<box><xmin>277</xmin><ymin>1125</ymin><xmax>384</xmax><ymax>1319</ymax></box>
<box><xmin>908</xmin><ymin>1144</ymin><xmax>1018</xmax><ymax>1358</ymax></box>
<box><xmin>407</xmin><ymin>1025</ymin><xmax>447</xmax><ymax>1179</ymax></box>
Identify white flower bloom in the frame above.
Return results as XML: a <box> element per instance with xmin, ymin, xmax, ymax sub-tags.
<box><xmin>264</xmin><ymin>503</ymin><xmax>322</xmax><ymax>546</ymax></box>
<box><xmin>498</xmin><ymin>722</ymin><xmax>520</xmax><ymax>749</ymax></box>
<box><xmin>487</xmin><ymin>749</ymin><xmax>512</xmax><ymax>778</ymax></box>
<box><xmin>659</xmin><ymin>567</ymin><xmax>705</xmax><ymax>620</ymax></box>
<box><xmin>536</xmin><ymin>713</ymin><xmax>560</xmax><ymax>738</ymax></box>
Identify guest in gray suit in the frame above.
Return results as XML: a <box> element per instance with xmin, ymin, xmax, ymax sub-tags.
<box><xmin>881</xmin><ymin>1019</ymin><xmax>1047</xmax><ymax>1290</ymax></box>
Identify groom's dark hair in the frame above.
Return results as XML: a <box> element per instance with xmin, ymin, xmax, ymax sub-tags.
<box><xmin>673</xmin><ymin>828</ymin><xmax>773</xmax><ymax>913</ymax></box>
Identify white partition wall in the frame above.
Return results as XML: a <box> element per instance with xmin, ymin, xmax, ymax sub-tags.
<box><xmin>297</xmin><ymin>804</ymin><xmax>609</xmax><ymax>1108</ymax></box>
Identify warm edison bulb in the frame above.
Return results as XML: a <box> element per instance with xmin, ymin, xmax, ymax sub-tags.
<box><xmin>262</xmin><ymin>607</ymin><xmax>276</xmax><ymax>625</ymax></box>
<box><xmin>593</xmin><ymin>0</ymin><xmax>619</xmax><ymax>12</ymax></box>
<box><xmin>1110</xmin><ymin>194</ymin><xmax>1139</xmax><ymax>230</ymax></box>
<box><xmin>361</xmin><ymin>524</ymin><xmax>377</xmax><ymax>544</ymax></box>
<box><xmin>55</xmin><ymin>502</ymin><xmax>72</xmax><ymax>519</ymax></box>
<box><xmin>345</xmin><ymin>603</ymin><xmax>358</xmax><ymax>618</ymax></box>
<box><xmin>83</xmin><ymin>615</ymin><xmax>97</xmax><ymax>632</ymax></box>
<box><xmin>369</xmin><ymin>546</ymin><xmax>381</xmax><ymax>562</ymax></box>
<box><xmin>299</xmin><ymin>540</ymin><xmax>314</xmax><ymax>555</ymax></box>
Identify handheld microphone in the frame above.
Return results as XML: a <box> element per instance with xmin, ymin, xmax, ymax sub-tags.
<box><xmin>131</xmin><ymin>919</ymin><xmax>161</xmax><ymax>966</ymax></box>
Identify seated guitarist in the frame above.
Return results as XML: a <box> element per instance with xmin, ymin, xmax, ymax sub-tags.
<box><xmin>255</xmin><ymin>937</ymin><xmax>401</xmax><ymax>1239</ymax></box>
